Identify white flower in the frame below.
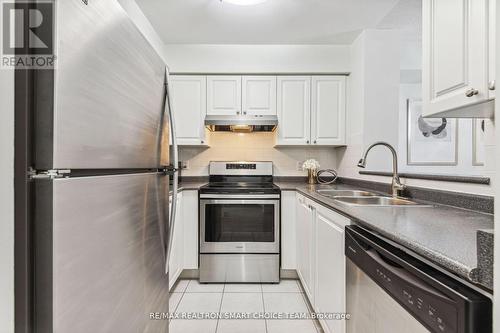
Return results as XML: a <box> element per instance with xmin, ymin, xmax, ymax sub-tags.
<box><xmin>302</xmin><ymin>159</ymin><xmax>320</xmax><ymax>171</ymax></box>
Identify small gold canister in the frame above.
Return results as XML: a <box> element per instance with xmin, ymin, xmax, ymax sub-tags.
<box><xmin>307</xmin><ymin>169</ymin><xmax>317</xmax><ymax>184</ymax></box>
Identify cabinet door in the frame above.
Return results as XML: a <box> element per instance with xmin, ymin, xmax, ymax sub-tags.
<box><xmin>169</xmin><ymin>192</ymin><xmax>183</xmax><ymax>290</ymax></box>
<box><xmin>296</xmin><ymin>194</ymin><xmax>314</xmax><ymax>303</ymax></box>
<box><xmin>311</xmin><ymin>76</ymin><xmax>346</xmax><ymax>146</ymax></box>
<box><xmin>182</xmin><ymin>191</ymin><xmax>199</xmax><ymax>270</ymax></box>
<box><xmin>277</xmin><ymin>76</ymin><xmax>311</xmax><ymax>145</ymax></box>
<box><xmin>488</xmin><ymin>0</ymin><xmax>495</xmax><ymax>99</ymax></box>
<box><xmin>242</xmin><ymin>76</ymin><xmax>277</xmax><ymax>116</ymax></box>
<box><xmin>207</xmin><ymin>76</ymin><xmax>242</xmax><ymax>115</ymax></box>
<box><xmin>422</xmin><ymin>0</ymin><xmax>489</xmax><ymax>116</ymax></box>
<box><xmin>315</xmin><ymin>207</ymin><xmax>348</xmax><ymax>333</ymax></box>
<box><xmin>281</xmin><ymin>191</ymin><xmax>296</xmax><ymax>270</ymax></box>
<box><xmin>170</xmin><ymin>76</ymin><xmax>207</xmax><ymax>146</ymax></box>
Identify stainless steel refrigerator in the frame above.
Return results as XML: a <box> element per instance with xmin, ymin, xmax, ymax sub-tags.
<box><xmin>27</xmin><ymin>1</ymin><xmax>178</xmax><ymax>332</ymax></box>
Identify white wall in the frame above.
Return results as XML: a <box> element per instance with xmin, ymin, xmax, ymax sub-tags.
<box><xmin>398</xmin><ymin>88</ymin><xmax>494</xmax><ymax>178</ymax></box>
<box><xmin>179</xmin><ymin>132</ymin><xmax>338</xmax><ymax>177</ymax></box>
<box><xmin>0</xmin><ymin>67</ymin><xmax>15</xmax><ymax>333</ymax></box>
<box><xmin>361</xmin><ymin>30</ymin><xmax>400</xmax><ymax>171</ymax></box>
<box><xmin>338</xmin><ymin>28</ymin><xmax>496</xmax><ymax>196</ymax></box>
<box><xmin>337</xmin><ymin>29</ymin><xmax>400</xmax><ymax>178</ymax></box>
<box><xmin>163</xmin><ymin>44</ymin><xmax>351</xmax><ymax>74</ymax></box>
<box><xmin>118</xmin><ymin>0</ymin><xmax>167</xmax><ymax>64</ymax></box>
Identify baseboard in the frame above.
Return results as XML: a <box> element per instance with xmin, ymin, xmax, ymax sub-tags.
<box><xmin>280</xmin><ymin>269</ymin><xmax>298</xmax><ymax>279</ymax></box>
<box><xmin>180</xmin><ymin>269</ymin><xmax>199</xmax><ymax>279</ymax></box>
<box><xmin>179</xmin><ymin>269</ymin><xmax>298</xmax><ymax>280</ymax></box>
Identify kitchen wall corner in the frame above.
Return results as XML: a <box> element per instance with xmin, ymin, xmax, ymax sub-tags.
<box><xmin>338</xmin><ymin>28</ymin><xmax>496</xmax><ymax>196</ymax></box>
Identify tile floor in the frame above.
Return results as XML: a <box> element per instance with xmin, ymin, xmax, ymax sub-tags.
<box><xmin>169</xmin><ymin>279</ymin><xmax>323</xmax><ymax>333</ymax></box>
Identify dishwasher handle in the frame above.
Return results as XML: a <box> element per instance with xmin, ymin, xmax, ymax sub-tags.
<box><xmin>345</xmin><ymin>225</ymin><xmax>492</xmax><ymax>333</ymax></box>
<box><xmin>345</xmin><ymin>227</ymin><xmax>451</xmax><ymax>302</ymax></box>
<box><xmin>365</xmin><ymin>247</ymin><xmax>452</xmax><ymax>302</ymax></box>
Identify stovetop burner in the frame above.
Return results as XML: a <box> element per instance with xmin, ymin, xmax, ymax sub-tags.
<box><xmin>200</xmin><ymin>162</ymin><xmax>280</xmax><ymax>195</ymax></box>
<box><xmin>200</xmin><ymin>182</ymin><xmax>281</xmax><ymax>195</ymax></box>
<box><xmin>203</xmin><ymin>182</ymin><xmax>276</xmax><ymax>189</ymax></box>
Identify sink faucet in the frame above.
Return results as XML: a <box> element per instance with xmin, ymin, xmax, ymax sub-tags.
<box><xmin>357</xmin><ymin>141</ymin><xmax>405</xmax><ymax>197</ymax></box>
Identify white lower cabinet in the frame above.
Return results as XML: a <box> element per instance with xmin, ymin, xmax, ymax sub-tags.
<box><xmin>182</xmin><ymin>190</ymin><xmax>199</xmax><ymax>270</ymax></box>
<box><xmin>314</xmin><ymin>205</ymin><xmax>349</xmax><ymax>333</ymax></box>
<box><xmin>281</xmin><ymin>191</ymin><xmax>297</xmax><ymax>269</ymax></box>
<box><xmin>295</xmin><ymin>193</ymin><xmax>349</xmax><ymax>333</ymax></box>
<box><xmin>296</xmin><ymin>194</ymin><xmax>315</xmax><ymax>303</ymax></box>
<box><xmin>169</xmin><ymin>192</ymin><xmax>184</xmax><ymax>290</ymax></box>
<box><xmin>168</xmin><ymin>190</ymin><xmax>199</xmax><ymax>290</ymax></box>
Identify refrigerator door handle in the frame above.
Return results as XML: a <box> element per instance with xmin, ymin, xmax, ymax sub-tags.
<box><xmin>163</xmin><ymin>67</ymin><xmax>179</xmax><ymax>274</ymax></box>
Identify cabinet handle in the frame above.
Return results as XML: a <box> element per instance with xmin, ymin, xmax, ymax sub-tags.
<box><xmin>201</xmin><ymin>140</ymin><xmax>204</xmax><ymax>144</ymax></box>
<box><xmin>465</xmin><ymin>88</ymin><xmax>479</xmax><ymax>97</ymax></box>
<box><xmin>243</xmin><ymin>111</ymin><xmax>247</xmax><ymax>115</ymax></box>
<box><xmin>489</xmin><ymin>80</ymin><xmax>496</xmax><ymax>91</ymax></box>
<box><xmin>314</xmin><ymin>140</ymin><xmax>317</xmax><ymax>144</ymax></box>
<box><xmin>236</xmin><ymin>111</ymin><xmax>241</xmax><ymax>115</ymax></box>
<box><xmin>306</xmin><ymin>140</ymin><xmax>310</xmax><ymax>144</ymax></box>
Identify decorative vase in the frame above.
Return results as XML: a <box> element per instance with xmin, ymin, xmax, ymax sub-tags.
<box><xmin>307</xmin><ymin>169</ymin><xmax>316</xmax><ymax>184</ymax></box>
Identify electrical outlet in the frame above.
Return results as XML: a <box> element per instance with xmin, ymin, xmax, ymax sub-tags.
<box><xmin>297</xmin><ymin>161</ymin><xmax>304</xmax><ymax>171</ymax></box>
<box><xmin>179</xmin><ymin>161</ymin><xmax>190</xmax><ymax>170</ymax></box>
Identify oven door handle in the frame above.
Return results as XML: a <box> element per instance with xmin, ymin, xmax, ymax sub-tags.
<box><xmin>200</xmin><ymin>199</ymin><xmax>280</xmax><ymax>205</ymax></box>
<box><xmin>199</xmin><ymin>194</ymin><xmax>280</xmax><ymax>200</ymax></box>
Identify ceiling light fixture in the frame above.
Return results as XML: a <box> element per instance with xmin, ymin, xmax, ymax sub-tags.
<box><xmin>220</xmin><ymin>0</ymin><xmax>268</xmax><ymax>6</ymax></box>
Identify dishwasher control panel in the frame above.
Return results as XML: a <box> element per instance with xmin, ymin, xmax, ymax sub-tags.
<box><xmin>345</xmin><ymin>225</ymin><xmax>492</xmax><ymax>333</ymax></box>
<box><xmin>372</xmin><ymin>263</ymin><xmax>456</xmax><ymax>332</ymax></box>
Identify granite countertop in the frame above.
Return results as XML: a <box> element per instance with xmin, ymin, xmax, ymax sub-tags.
<box><xmin>168</xmin><ymin>179</ymin><xmax>493</xmax><ymax>290</ymax></box>
<box><xmin>179</xmin><ymin>181</ymin><xmax>208</xmax><ymax>191</ymax></box>
<box><xmin>275</xmin><ymin>181</ymin><xmax>494</xmax><ymax>290</ymax></box>
<box><xmin>169</xmin><ymin>181</ymin><xmax>207</xmax><ymax>196</ymax></box>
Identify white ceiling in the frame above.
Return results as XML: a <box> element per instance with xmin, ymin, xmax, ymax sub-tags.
<box><xmin>377</xmin><ymin>0</ymin><xmax>422</xmax><ymax>41</ymax></box>
<box><xmin>135</xmin><ymin>0</ymin><xmax>414</xmax><ymax>45</ymax></box>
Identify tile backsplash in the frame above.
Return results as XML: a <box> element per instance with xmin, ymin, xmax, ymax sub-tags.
<box><xmin>178</xmin><ymin>132</ymin><xmax>338</xmax><ymax>176</ymax></box>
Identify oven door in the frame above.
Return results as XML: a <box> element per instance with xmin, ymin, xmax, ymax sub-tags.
<box><xmin>200</xmin><ymin>198</ymin><xmax>280</xmax><ymax>253</ymax></box>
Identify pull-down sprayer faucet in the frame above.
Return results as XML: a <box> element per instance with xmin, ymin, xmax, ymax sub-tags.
<box><xmin>357</xmin><ymin>142</ymin><xmax>405</xmax><ymax>197</ymax></box>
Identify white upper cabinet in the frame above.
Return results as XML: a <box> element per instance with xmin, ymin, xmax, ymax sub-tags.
<box><xmin>422</xmin><ymin>0</ymin><xmax>493</xmax><ymax>117</ymax></box>
<box><xmin>207</xmin><ymin>76</ymin><xmax>242</xmax><ymax>115</ymax></box>
<box><xmin>170</xmin><ymin>76</ymin><xmax>207</xmax><ymax>146</ymax></box>
<box><xmin>277</xmin><ymin>76</ymin><xmax>346</xmax><ymax>146</ymax></box>
<box><xmin>242</xmin><ymin>76</ymin><xmax>277</xmax><ymax>116</ymax></box>
<box><xmin>276</xmin><ymin>76</ymin><xmax>311</xmax><ymax>145</ymax></box>
<box><xmin>311</xmin><ymin>76</ymin><xmax>346</xmax><ymax>145</ymax></box>
<box><xmin>488</xmin><ymin>0</ymin><xmax>496</xmax><ymax>100</ymax></box>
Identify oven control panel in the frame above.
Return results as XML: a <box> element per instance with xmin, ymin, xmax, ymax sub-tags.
<box><xmin>226</xmin><ymin>163</ymin><xmax>257</xmax><ymax>170</ymax></box>
<box><xmin>209</xmin><ymin>161</ymin><xmax>273</xmax><ymax>176</ymax></box>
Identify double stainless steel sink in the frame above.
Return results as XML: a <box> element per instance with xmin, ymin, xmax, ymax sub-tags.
<box><xmin>316</xmin><ymin>189</ymin><xmax>423</xmax><ymax>207</ymax></box>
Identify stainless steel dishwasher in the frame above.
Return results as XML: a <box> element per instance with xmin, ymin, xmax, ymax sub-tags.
<box><xmin>345</xmin><ymin>225</ymin><xmax>492</xmax><ymax>333</ymax></box>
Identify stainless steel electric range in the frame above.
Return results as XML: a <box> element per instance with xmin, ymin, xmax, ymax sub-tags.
<box><xmin>199</xmin><ymin>161</ymin><xmax>280</xmax><ymax>283</ymax></box>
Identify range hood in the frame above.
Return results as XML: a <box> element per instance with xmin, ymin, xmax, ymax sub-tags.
<box><xmin>205</xmin><ymin>115</ymin><xmax>278</xmax><ymax>133</ymax></box>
